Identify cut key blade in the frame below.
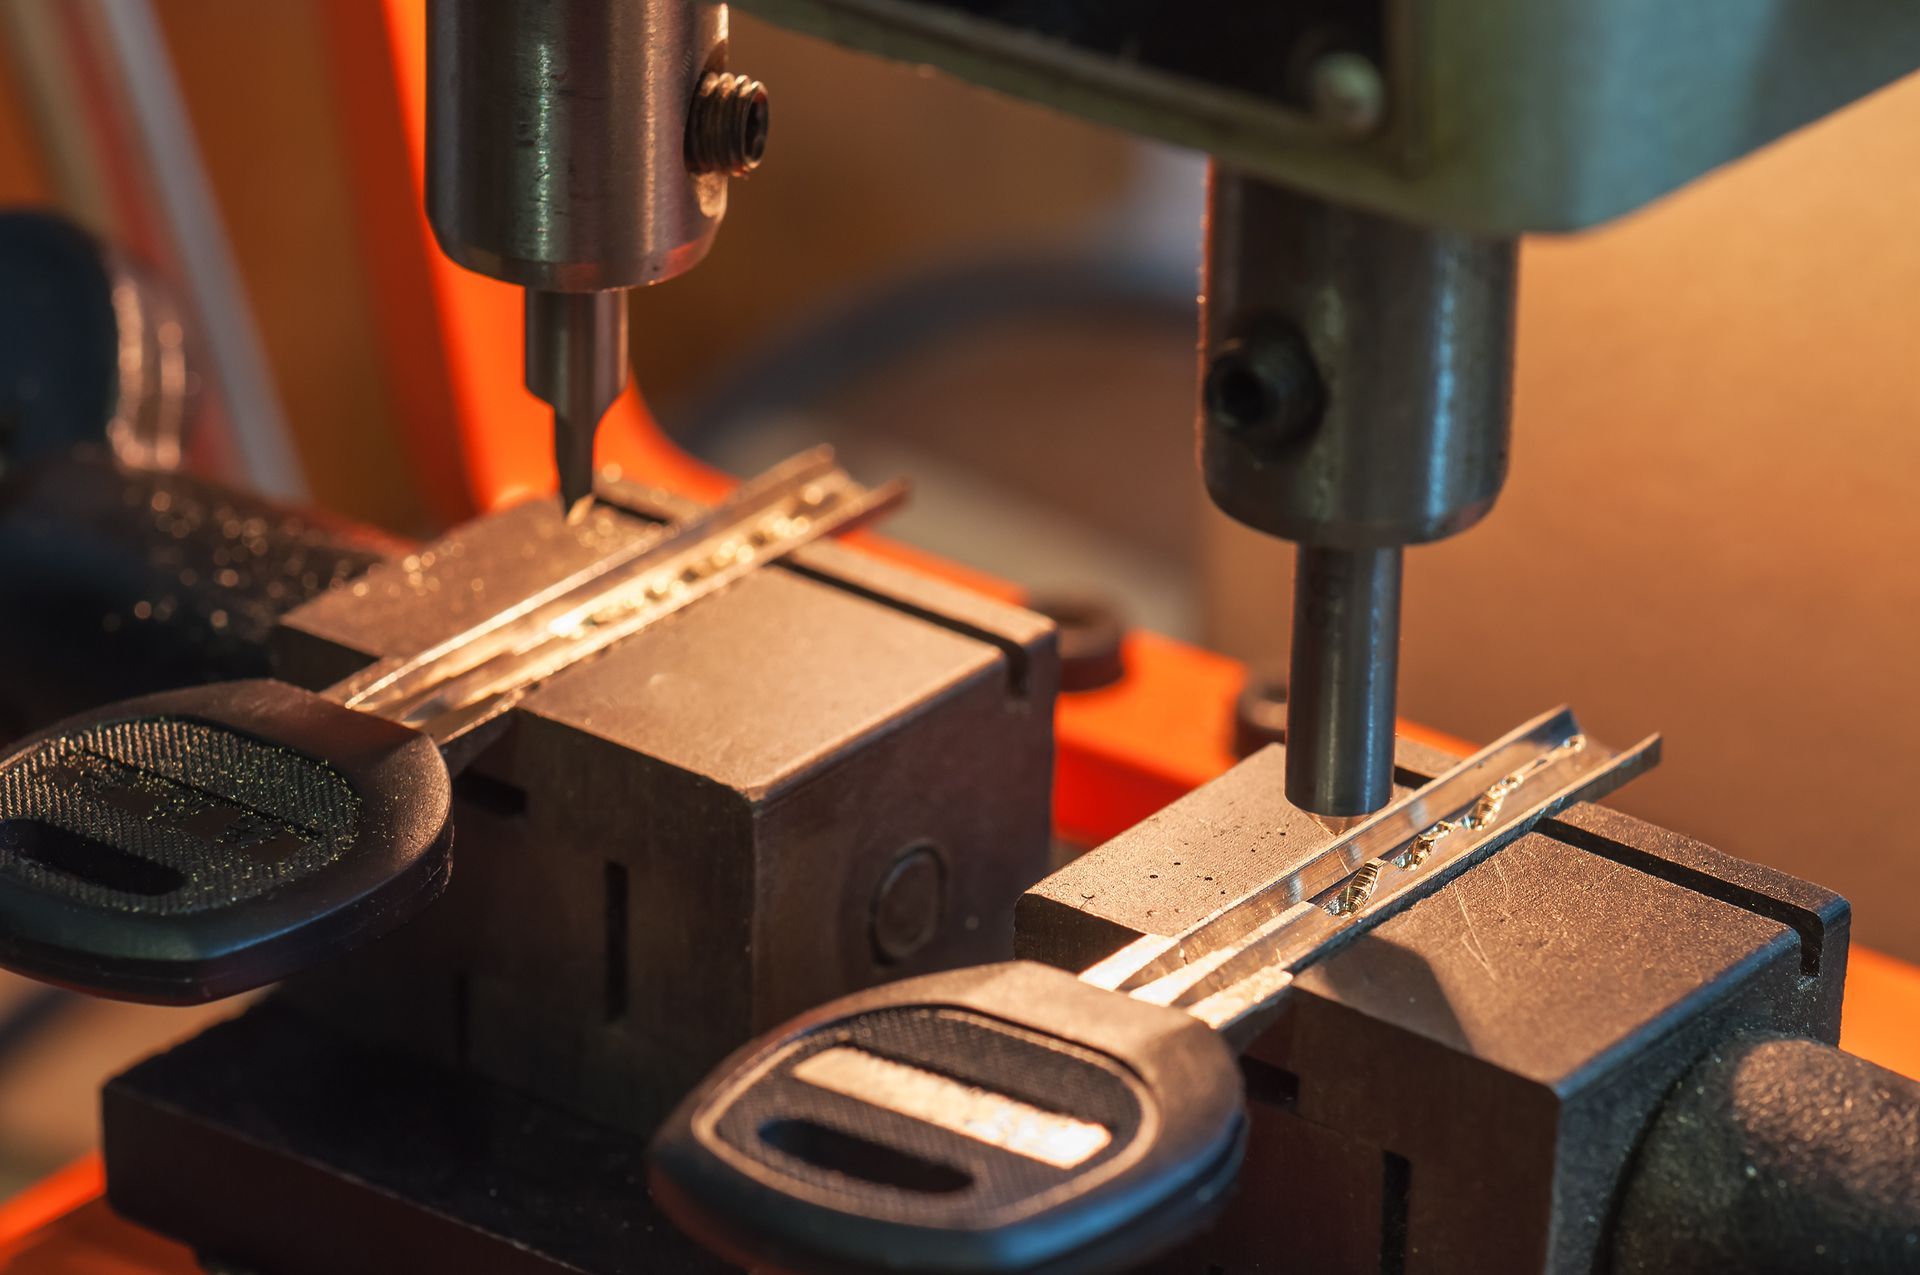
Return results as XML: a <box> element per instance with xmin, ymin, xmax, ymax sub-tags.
<box><xmin>1078</xmin><ymin>709</ymin><xmax>1660</xmax><ymax>1048</ymax></box>
<box><xmin>322</xmin><ymin>448</ymin><xmax>905</xmax><ymax>760</ymax></box>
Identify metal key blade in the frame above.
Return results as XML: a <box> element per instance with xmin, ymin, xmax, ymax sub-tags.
<box><xmin>1084</xmin><ymin>707</ymin><xmax>1628</xmax><ymax>993</ymax></box>
<box><xmin>316</xmin><ymin>448</ymin><xmax>904</xmax><ymax>753</ymax></box>
<box><xmin>1089</xmin><ymin>709</ymin><xmax>1660</xmax><ymax>1046</ymax></box>
<box><xmin>329</xmin><ymin>448</ymin><xmax>842</xmax><ymax>717</ymax></box>
<box><xmin>398</xmin><ymin>474</ymin><xmax>902</xmax><ymax>748</ymax></box>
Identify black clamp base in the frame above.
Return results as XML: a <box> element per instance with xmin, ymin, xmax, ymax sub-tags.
<box><xmin>103</xmin><ymin>1002</ymin><xmax>731</xmax><ymax>1275</ymax></box>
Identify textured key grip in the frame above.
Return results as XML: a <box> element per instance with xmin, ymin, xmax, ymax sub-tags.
<box><xmin>0</xmin><ymin>679</ymin><xmax>451</xmax><ymax>1003</ymax></box>
<box><xmin>651</xmin><ymin>961</ymin><xmax>1247</xmax><ymax>1275</ymax></box>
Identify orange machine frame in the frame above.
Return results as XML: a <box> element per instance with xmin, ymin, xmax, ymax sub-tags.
<box><xmin>1</xmin><ymin>3</ymin><xmax>1916</xmax><ymax>1265</ymax></box>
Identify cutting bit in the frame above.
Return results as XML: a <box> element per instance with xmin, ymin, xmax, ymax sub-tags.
<box><xmin>524</xmin><ymin>289</ymin><xmax>630</xmax><ymax>520</ymax></box>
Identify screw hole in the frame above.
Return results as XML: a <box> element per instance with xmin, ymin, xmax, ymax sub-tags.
<box><xmin>1206</xmin><ymin>356</ymin><xmax>1274</xmax><ymax>432</ymax></box>
<box><xmin>740</xmin><ymin>92</ymin><xmax>770</xmax><ymax>166</ymax></box>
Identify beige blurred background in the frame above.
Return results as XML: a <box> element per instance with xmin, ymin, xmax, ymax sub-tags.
<box><xmin>0</xmin><ymin>0</ymin><xmax>1914</xmax><ymax>1187</ymax></box>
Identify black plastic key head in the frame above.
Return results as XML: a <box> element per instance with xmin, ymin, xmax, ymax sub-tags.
<box><xmin>0</xmin><ymin>679</ymin><xmax>451</xmax><ymax>1003</ymax></box>
<box><xmin>651</xmin><ymin>961</ymin><xmax>1247</xmax><ymax>1275</ymax></box>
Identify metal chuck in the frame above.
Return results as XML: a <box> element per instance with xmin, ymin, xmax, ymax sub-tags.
<box><xmin>1200</xmin><ymin>169</ymin><xmax>1518</xmax><ymax>818</ymax></box>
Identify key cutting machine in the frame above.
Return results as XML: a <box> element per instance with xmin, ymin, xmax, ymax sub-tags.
<box><xmin>0</xmin><ymin>3</ymin><xmax>1915</xmax><ymax>1273</ymax></box>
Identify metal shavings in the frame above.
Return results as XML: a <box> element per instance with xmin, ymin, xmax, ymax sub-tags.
<box><xmin>560</xmin><ymin>500</ymin><xmax>837</xmax><ymax>640</ymax></box>
<box><xmin>1328</xmin><ymin>734</ymin><xmax>1588</xmax><ymax>918</ymax></box>
<box><xmin>1398</xmin><ymin>820</ymin><xmax>1454</xmax><ymax>868</ymax></box>
<box><xmin>1331</xmin><ymin>859</ymin><xmax>1386</xmax><ymax>916</ymax></box>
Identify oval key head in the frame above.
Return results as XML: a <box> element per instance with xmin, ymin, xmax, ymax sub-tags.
<box><xmin>651</xmin><ymin>961</ymin><xmax>1247</xmax><ymax>1275</ymax></box>
<box><xmin>0</xmin><ymin>678</ymin><xmax>452</xmax><ymax>1003</ymax></box>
